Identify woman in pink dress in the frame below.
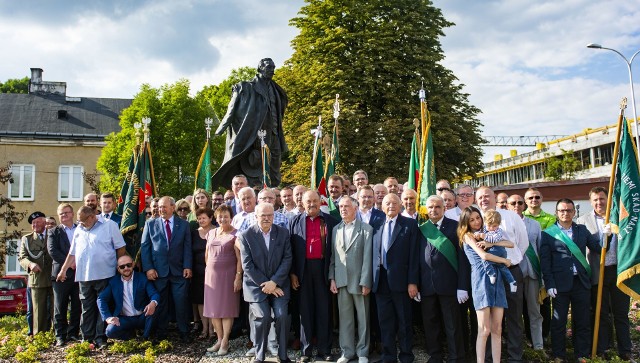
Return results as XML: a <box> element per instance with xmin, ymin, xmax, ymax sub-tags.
<box><xmin>204</xmin><ymin>204</ymin><xmax>242</xmax><ymax>356</ymax></box>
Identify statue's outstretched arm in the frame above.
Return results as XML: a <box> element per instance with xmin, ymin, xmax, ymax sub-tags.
<box><xmin>215</xmin><ymin>85</ymin><xmax>241</xmax><ymax>136</ymax></box>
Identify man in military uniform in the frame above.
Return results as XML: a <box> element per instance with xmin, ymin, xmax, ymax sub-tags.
<box><xmin>19</xmin><ymin>211</ymin><xmax>53</xmax><ymax>335</ymax></box>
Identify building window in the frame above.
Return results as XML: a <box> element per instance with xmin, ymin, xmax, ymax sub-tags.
<box><xmin>5</xmin><ymin>240</ymin><xmax>26</xmax><ymax>275</ymax></box>
<box><xmin>8</xmin><ymin>164</ymin><xmax>35</xmax><ymax>201</ymax></box>
<box><xmin>58</xmin><ymin>165</ymin><xmax>83</xmax><ymax>201</ymax></box>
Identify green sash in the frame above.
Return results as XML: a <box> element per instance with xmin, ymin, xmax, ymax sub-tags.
<box><xmin>419</xmin><ymin>221</ymin><xmax>458</xmax><ymax>272</ymax></box>
<box><xmin>524</xmin><ymin>244</ymin><xmax>541</xmax><ymax>279</ymax></box>
<box><xmin>543</xmin><ymin>224</ymin><xmax>591</xmax><ymax>277</ymax></box>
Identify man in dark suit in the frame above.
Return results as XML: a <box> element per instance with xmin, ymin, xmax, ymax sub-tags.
<box><xmin>372</xmin><ymin>193</ymin><xmax>420</xmax><ymax>363</ymax></box>
<box><xmin>239</xmin><ymin>203</ymin><xmax>293</xmax><ymax>363</ymax></box>
<box><xmin>540</xmin><ymin>198</ymin><xmax>600</xmax><ymax>362</ymax></box>
<box><xmin>140</xmin><ymin>196</ymin><xmax>192</xmax><ymax>342</ymax></box>
<box><xmin>419</xmin><ymin>195</ymin><xmax>468</xmax><ymax>363</ymax></box>
<box><xmin>289</xmin><ymin>190</ymin><xmax>338</xmax><ymax>362</ymax></box>
<box><xmin>330</xmin><ymin>196</ymin><xmax>373</xmax><ymax>363</ymax></box>
<box><xmin>100</xmin><ymin>193</ymin><xmax>122</xmax><ymax>227</ymax></box>
<box><xmin>47</xmin><ymin>203</ymin><xmax>81</xmax><ymax>346</ymax></box>
<box><xmin>98</xmin><ymin>255</ymin><xmax>160</xmax><ymax>340</ymax></box>
<box><xmin>577</xmin><ymin>187</ymin><xmax>632</xmax><ymax>360</ymax></box>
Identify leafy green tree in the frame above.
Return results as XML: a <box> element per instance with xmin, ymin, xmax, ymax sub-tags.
<box><xmin>277</xmin><ymin>0</ymin><xmax>484</xmax><ymax>185</ymax></box>
<box><xmin>544</xmin><ymin>149</ymin><xmax>583</xmax><ymax>181</ymax></box>
<box><xmin>0</xmin><ymin>77</ymin><xmax>29</xmax><ymax>94</ymax></box>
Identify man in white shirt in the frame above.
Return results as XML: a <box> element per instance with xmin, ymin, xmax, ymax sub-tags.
<box><xmin>400</xmin><ymin>189</ymin><xmax>418</xmax><ymax>219</ymax></box>
<box><xmin>475</xmin><ymin>186</ymin><xmax>528</xmax><ymax>363</ymax></box>
<box><xmin>231</xmin><ymin>175</ymin><xmax>249</xmax><ymax>215</ymax></box>
<box><xmin>97</xmin><ymin>255</ymin><xmax>160</xmax><ymax>340</ymax></box>
<box><xmin>444</xmin><ymin>184</ymin><xmax>475</xmax><ymax>221</ymax></box>
<box><xmin>373</xmin><ymin>184</ymin><xmax>388</xmax><ymax>210</ymax></box>
<box><xmin>232</xmin><ymin>187</ymin><xmax>257</xmax><ymax>230</ymax></box>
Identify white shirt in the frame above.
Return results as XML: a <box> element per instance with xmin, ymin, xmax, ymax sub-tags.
<box><xmin>594</xmin><ymin>212</ymin><xmax>617</xmax><ymax>266</ymax></box>
<box><xmin>358</xmin><ymin>208</ymin><xmax>372</xmax><ymax>224</ymax></box>
<box><xmin>234</xmin><ymin>198</ymin><xmax>243</xmax><ymax>215</ymax></box>
<box><xmin>262</xmin><ymin>229</ymin><xmax>271</xmax><ymax>250</ymax></box>
<box><xmin>487</xmin><ymin>209</ymin><xmax>527</xmax><ymax>266</ymax></box>
<box><xmin>444</xmin><ymin>207</ymin><xmax>462</xmax><ymax>221</ymax></box>
<box><xmin>232</xmin><ymin>211</ymin><xmax>251</xmax><ymax>230</ymax></box>
<box><xmin>63</xmin><ymin>224</ymin><xmax>76</xmax><ymax>243</ymax></box>
<box><xmin>401</xmin><ymin>210</ymin><xmax>417</xmax><ymax>219</ymax></box>
<box><xmin>343</xmin><ymin>219</ymin><xmax>356</xmax><ymax>242</ymax></box>
<box><xmin>121</xmin><ymin>273</ymin><xmax>142</xmax><ymax>317</ymax></box>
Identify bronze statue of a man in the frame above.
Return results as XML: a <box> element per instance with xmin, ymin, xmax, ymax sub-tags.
<box><xmin>212</xmin><ymin>58</ymin><xmax>288</xmax><ymax>188</ymax></box>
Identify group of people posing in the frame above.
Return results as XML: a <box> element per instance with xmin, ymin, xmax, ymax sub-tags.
<box><xmin>16</xmin><ymin>171</ymin><xmax>634</xmax><ymax>363</ymax></box>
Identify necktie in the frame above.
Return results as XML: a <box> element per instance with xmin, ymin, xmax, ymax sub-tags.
<box><xmin>104</xmin><ymin>213</ymin><xmax>110</xmax><ymax>219</ymax></box>
<box><xmin>383</xmin><ymin>220</ymin><xmax>393</xmax><ymax>269</ymax></box>
<box><xmin>39</xmin><ymin>233</ymin><xmax>44</xmax><ymax>241</ymax></box>
<box><xmin>165</xmin><ymin>220</ymin><xmax>172</xmax><ymax>246</ymax></box>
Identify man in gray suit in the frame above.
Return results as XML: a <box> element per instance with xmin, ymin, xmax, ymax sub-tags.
<box><xmin>329</xmin><ymin>197</ymin><xmax>373</xmax><ymax>363</ymax></box>
<box><xmin>577</xmin><ymin>187</ymin><xmax>632</xmax><ymax>361</ymax></box>
<box><xmin>239</xmin><ymin>203</ymin><xmax>293</xmax><ymax>363</ymax></box>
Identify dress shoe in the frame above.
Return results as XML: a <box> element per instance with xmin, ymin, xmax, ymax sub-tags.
<box><xmin>55</xmin><ymin>338</ymin><xmax>65</xmax><ymax>347</ymax></box>
<box><xmin>246</xmin><ymin>347</ymin><xmax>257</xmax><ymax>357</ymax></box>
<box><xmin>94</xmin><ymin>340</ymin><xmax>107</xmax><ymax>350</ymax></box>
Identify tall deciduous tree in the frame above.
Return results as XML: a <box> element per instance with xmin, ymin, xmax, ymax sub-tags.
<box><xmin>277</xmin><ymin>0</ymin><xmax>484</xmax><ymax>185</ymax></box>
<box><xmin>0</xmin><ymin>77</ymin><xmax>29</xmax><ymax>94</ymax></box>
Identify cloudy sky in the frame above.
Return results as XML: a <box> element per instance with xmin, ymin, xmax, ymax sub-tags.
<box><xmin>2</xmin><ymin>0</ymin><xmax>639</xmax><ymax>162</ymax></box>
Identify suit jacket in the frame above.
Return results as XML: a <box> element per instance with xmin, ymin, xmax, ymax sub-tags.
<box><xmin>106</xmin><ymin>213</ymin><xmax>122</xmax><ymax>227</ymax></box>
<box><xmin>419</xmin><ymin>217</ymin><xmax>469</xmax><ymax>296</ymax></box>
<box><xmin>540</xmin><ymin>222</ymin><xmax>600</xmax><ymax>292</ymax></box>
<box><xmin>358</xmin><ymin>208</ymin><xmax>386</xmax><ymax>235</ymax></box>
<box><xmin>141</xmin><ymin>216</ymin><xmax>192</xmax><ymax>278</ymax></box>
<box><xmin>18</xmin><ymin>231</ymin><xmax>53</xmax><ymax>288</ymax></box>
<box><xmin>97</xmin><ymin>272</ymin><xmax>160</xmax><ymax>320</ymax></box>
<box><xmin>239</xmin><ymin>224</ymin><xmax>292</xmax><ymax>303</ymax></box>
<box><xmin>372</xmin><ymin>214</ymin><xmax>420</xmax><ymax>293</ymax></box>
<box><xmin>576</xmin><ymin>212</ymin><xmax>605</xmax><ymax>285</ymax></box>
<box><xmin>329</xmin><ymin>219</ymin><xmax>373</xmax><ymax>294</ymax></box>
<box><xmin>47</xmin><ymin>224</ymin><xmax>76</xmax><ymax>281</ymax></box>
<box><xmin>289</xmin><ymin>211</ymin><xmax>339</xmax><ymax>284</ymax></box>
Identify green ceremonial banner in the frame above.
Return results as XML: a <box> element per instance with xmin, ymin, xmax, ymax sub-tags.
<box><xmin>120</xmin><ymin>142</ymin><xmax>156</xmax><ymax>262</ymax></box>
<box><xmin>117</xmin><ymin>145</ymin><xmax>139</xmax><ymax>215</ymax></box>
<box><xmin>325</xmin><ymin>125</ymin><xmax>339</xmax><ymax>178</ymax></box>
<box><xmin>328</xmin><ymin>195</ymin><xmax>341</xmax><ymax>221</ymax></box>
<box><xmin>262</xmin><ymin>145</ymin><xmax>271</xmax><ymax>188</ymax></box>
<box><xmin>407</xmin><ymin>130</ymin><xmax>419</xmax><ymax>191</ymax></box>
<box><xmin>611</xmin><ymin>118</ymin><xmax>640</xmax><ymax>300</ymax></box>
<box><xmin>194</xmin><ymin>140</ymin><xmax>212</xmax><ymax>193</ymax></box>
<box><xmin>313</xmin><ymin>138</ymin><xmax>324</xmax><ymax>190</ymax></box>
<box><xmin>417</xmin><ymin>121</ymin><xmax>436</xmax><ymax>210</ymax></box>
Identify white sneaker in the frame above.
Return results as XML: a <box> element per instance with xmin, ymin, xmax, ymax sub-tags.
<box><xmin>245</xmin><ymin>347</ymin><xmax>256</xmax><ymax>357</ymax></box>
<box><xmin>358</xmin><ymin>357</ymin><xmax>369</xmax><ymax>363</ymax></box>
<box><xmin>337</xmin><ymin>357</ymin><xmax>350</xmax><ymax>363</ymax></box>
<box><xmin>268</xmin><ymin>345</ymin><xmax>278</xmax><ymax>356</ymax></box>
<box><xmin>489</xmin><ymin>275</ymin><xmax>496</xmax><ymax>284</ymax></box>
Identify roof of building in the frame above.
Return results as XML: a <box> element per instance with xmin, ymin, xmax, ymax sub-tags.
<box><xmin>0</xmin><ymin>92</ymin><xmax>132</xmax><ymax>141</ymax></box>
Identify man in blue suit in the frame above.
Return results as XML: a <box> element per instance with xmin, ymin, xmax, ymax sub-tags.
<box><xmin>372</xmin><ymin>193</ymin><xmax>420</xmax><ymax>363</ymax></box>
<box><xmin>98</xmin><ymin>255</ymin><xmax>160</xmax><ymax>340</ymax></box>
<box><xmin>141</xmin><ymin>196</ymin><xmax>192</xmax><ymax>342</ymax></box>
<box><xmin>540</xmin><ymin>198</ymin><xmax>600</xmax><ymax>362</ymax></box>
<box><xmin>239</xmin><ymin>203</ymin><xmax>293</xmax><ymax>363</ymax></box>
<box><xmin>100</xmin><ymin>193</ymin><xmax>122</xmax><ymax>227</ymax></box>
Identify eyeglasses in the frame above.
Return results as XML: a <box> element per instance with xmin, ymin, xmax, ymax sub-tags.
<box><xmin>557</xmin><ymin>209</ymin><xmax>575</xmax><ymax>213</ymax></box>
<box><xmin>436</xmin><ymin>187</ymin><xmax>450</xmax><ymax>192</ymax></box>
<box><xmin>527</xmin><ymin>195</ymin><xmax>541</xmax><ymax>200</ymax></box>
<box><xmin>146</xmin><ymin>212</ymin><xmax>152</xmax><ymax>216</ymax></box>
<box><xmin>509</xmin><ymin>201</ymin><xmax>524</xmax><ymax>206</ymax></box>
<box><xmin>458</xmin><ymin>193</ymin><xmax>473</xmax><ymax>198</ymax></box>
<box><xmin>118</xmin><ymin>263</ymin><xmax>133</xmax><ymax>270</ymax></box>
<box><xmin>177</xmin><ymin>208</ymin><xmax>190</xmax><ymax>212</ymax></box>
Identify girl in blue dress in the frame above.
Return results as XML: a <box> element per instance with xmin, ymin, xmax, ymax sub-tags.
<box><xmin>457</xmin><ymin>207</ymin><xmax>513</xmax><ymax>363</ymax></box>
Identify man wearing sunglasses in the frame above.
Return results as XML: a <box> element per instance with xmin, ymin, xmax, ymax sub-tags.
<box><xmin>523</xmin><ymin>188</ymin><xmax>555</xmax><ymax>230</ymax></box>
<box><xmin>507</xmin><ymin>194</ymin><xmax>545</xmax><ymax>356</ymax></box>
<box><xmin>98</xmin><ymin>255</ymin><xmax>159</xmax><ymax>341</ymax></box>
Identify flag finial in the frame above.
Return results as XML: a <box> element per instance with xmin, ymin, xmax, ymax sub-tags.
<box><xmin>205</xmin><ymin>117</ymin><xmax>213</xmax><ymax>140</ymax></box>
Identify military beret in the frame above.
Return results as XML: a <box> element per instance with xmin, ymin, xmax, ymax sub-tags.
<box><xmin>28</xmin><ymin>211</ymin><xmax>46</xmax><ymax>224</ymax></box>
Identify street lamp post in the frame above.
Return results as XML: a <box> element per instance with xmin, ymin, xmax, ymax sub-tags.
<box><xmin>587</xmin><ymin>43</ymin><xmax>640</xmax><ymax>165</ymax></box>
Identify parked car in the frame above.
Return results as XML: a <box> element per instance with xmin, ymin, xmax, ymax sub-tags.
<box><xmin>0</xmin><ymin>275</ymin><xmax>28</xmax><ymax>315</ymax></box>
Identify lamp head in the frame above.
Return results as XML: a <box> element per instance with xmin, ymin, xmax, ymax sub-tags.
<box><xmin>587</xmin><ymin>43</ymin><xmax>603</xmax><ymax>49</ymax></box>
